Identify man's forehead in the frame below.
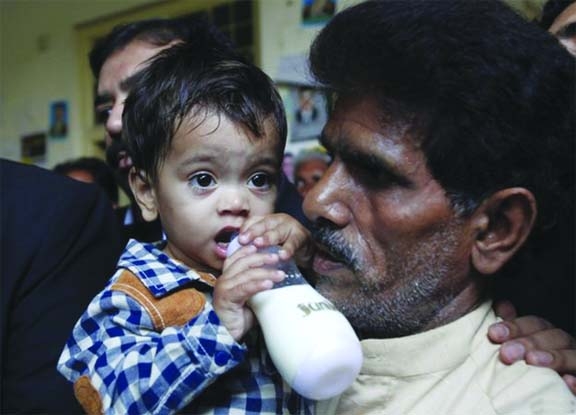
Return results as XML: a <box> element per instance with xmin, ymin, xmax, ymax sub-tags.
<box><xmin>325</xmin><ymin>95</ymin><xmax>413</xmax><ymax>148</ymax></box>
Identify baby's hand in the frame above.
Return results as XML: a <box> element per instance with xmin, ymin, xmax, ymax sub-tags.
<box><xmin>237</xmin><ymin>213</ymin><xmax>315</xmax><ymax>269</ymax></box>
<box><xmin>213</xmin><ymin>244</ymin><xmax>284</xmax><ymax>341</ymax></box>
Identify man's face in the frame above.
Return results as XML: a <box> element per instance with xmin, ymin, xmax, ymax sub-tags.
<box><xmin>95</xmin><ymin>40</ymin><xmax>174</xmax><ymax>195</ymax></box>
<box><xmin>303</xmin><ymin>95</ymin><xmax>475</xmax><ymax>338</ymax></box>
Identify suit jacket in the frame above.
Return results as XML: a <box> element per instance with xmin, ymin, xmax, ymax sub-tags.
<box><xmin>114</xmin><ymin>204</ymin><xmax>164</xmax><ymax>245</ymax></box>
<box><xmin>0</xmin><ymin>159</ymin><xmax>124</xmax><ymax>413</ymax></box>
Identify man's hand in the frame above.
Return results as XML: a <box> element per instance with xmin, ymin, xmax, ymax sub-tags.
<box><xmin>490</xmin><ymin>300</ymin><xmax>576</xmax><ymax>394</ymax></box>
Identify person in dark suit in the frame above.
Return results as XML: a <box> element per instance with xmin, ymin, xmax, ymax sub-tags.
<box><xmin>0</xmin><ymin>158</ymin><xmax>124</xmax><ymax>413</ymax></box>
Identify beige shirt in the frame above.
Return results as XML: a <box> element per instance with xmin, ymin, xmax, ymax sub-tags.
<box><xmin>316</xmin><ymin>301</ymin><xmax>575</xmax><ymax>415</ymax></box>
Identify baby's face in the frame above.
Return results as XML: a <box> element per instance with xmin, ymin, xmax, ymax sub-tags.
<box><xmin>148</xmin><ymin>113</ymin><xmax>281</xmax><ymax>272</ymax></box>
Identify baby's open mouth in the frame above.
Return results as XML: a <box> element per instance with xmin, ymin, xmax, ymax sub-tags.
<box><xmin>215</xmin><ymin>227</ymin><xmax>239</xmax><ymax>250</ymax></box>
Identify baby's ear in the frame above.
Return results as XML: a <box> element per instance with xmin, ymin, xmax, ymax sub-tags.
<box><xmin>471</xmin><ymin>188</ymin><xmax>536</xmax><ymax>275</ymax></box>
<box><xmin>128</xmin><ymin>168</ymin><xmax>158</xmax><ymax>222</ymax></box>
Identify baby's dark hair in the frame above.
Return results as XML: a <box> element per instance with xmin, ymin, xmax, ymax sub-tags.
<box><xmin>123</xmin><ymin>43</ymin><xmax>287</xmax><ymax>183</ymax></box>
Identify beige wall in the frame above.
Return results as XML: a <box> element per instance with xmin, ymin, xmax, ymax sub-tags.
<box><xmin>0</xmin><ymin>0</ymin><xmax>324</xmax><ymax>168</ymax></box>
<box><xmin>0</xmin><ymin>0</ymin><xmax>160</xmax><ymax>166</ymax></box>
<box><xmin>0</xmin><ymin>0</ymin><xmax>546</xmax><ymax>167</ymax></box>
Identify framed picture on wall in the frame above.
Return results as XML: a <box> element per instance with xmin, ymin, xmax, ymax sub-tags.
<box><xmin>21</xmin><ymin>132</ymin><xmax>47</xmax><ymax>165</ymax></box>
<box><xmin>289</xmin><ymin>86</ymin><xmax>328</xmax><ymax>142</ymax></box>
<box><xmin>49</xmin><ymin>100</ymin><xmax>68</xmax><ymax>138</ymax></box>
<box><xmin>301</xmin><ymin>0</ymin><xmax>336</xmax><ymax>26</ymax></box>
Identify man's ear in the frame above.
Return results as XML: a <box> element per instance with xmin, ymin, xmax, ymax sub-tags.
<box><xmin>471</xmin><ymin>188</ymin><xmax>536</xmax><ymax>275</ymax></box>
<box><xmin>128</xmin><ymin>168</ymin><xmax>158</xmax><ymax>222</ymax></box>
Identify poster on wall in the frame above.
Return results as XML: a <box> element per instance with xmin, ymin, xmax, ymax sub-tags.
<box><xmin>49</xmin><ymin>100</ymin><xmax>68</xmax><ymax>138</ymax></box>
<box><xmin>289</xmin><ymin>86</ymin><xmax>328</xmax><ymax>142</ymax></box>
<box><xmin>21</xmin><ymin>132</ymin><xmax>47</xmax><ymax>165</ymax></box>
<box><xmin>301</xmin><ymin>0</ymin><xmax>336</xmax><ymax>26</ymax></box>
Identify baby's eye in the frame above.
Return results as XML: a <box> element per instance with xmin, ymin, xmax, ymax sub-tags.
<box><xmin>248</xmin><ymin>172</ymin><xmax>272</xmax><ymax>190</ymax></box>
<box><xmin>189</xmin><ymin>173</ymin><xmax>216</xmax><ymax>189</ymax></box>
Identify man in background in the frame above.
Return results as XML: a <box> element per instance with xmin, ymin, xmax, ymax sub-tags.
<box><xmin>293</xmin><ymin>147</ymin><xmax>331</xmax><ymax>198</ymax></box>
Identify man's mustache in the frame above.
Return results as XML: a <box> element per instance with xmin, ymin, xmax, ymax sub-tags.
<box><xmin>311</xmin><ymin>220</ymin><xmax>358</xmax><ymax>271</ymax></box>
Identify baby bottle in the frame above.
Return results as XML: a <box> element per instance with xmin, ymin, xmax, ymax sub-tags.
<box><xmin>227</xmin><ymin>234</ymin><xmax>362</xmax><ymax>400</ymax></box>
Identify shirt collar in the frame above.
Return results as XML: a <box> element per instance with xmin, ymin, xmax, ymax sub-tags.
<box><xmin>359</xmin><ymin>301</ymin><xmax>495</xmax><ymax>377</ymax></box>
<box><xmin>118</xmin><ymin>239</ymin><xmax>217</xmax><ymax>298</ymax></box>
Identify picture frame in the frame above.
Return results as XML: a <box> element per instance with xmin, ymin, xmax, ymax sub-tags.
<box><xmin>289</xmin><ymin>86</ymin><xmax>328</xmax><ymax>143</ymax></box>
<box><xmin>49</xmin><ymin>100</ymin><xmax>68</xmax><ymax>138</ymax></box>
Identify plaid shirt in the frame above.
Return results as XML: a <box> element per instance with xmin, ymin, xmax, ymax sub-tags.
<box><xmin>58</xmin><ymin>239</ymin><xmax>314</xmax><ymax>415</ymax></box>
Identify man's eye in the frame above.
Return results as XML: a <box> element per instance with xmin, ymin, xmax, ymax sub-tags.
<box><xmin>190</xmin><ymin>173</ymin><xmax>216</xmax><ymax>188</ymax></box>
<box><xmin>248</xmin><ymin>173</ymin><xmax>272</xmax><ymax>189</ymax></box>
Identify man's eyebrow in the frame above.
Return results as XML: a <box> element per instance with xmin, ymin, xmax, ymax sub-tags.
<box><xmin>94</xmin><ymin>72</ymin><xmax>141</xmax><ymax>108</ymax></box>
<box><xmin>345</xmin><ymin>145</ymin><xmax>411</xmax><ymax>186</ymax></box>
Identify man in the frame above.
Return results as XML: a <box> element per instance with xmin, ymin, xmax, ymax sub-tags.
<box><xmin>293</xmin><ymin>147</ymin><xmax>331</xmax><ymax>197</ymax></box>
<box><xmin>0</xmin><ymin>159</ymin><xmax>123</xmax><ymax>413</ymax></box>
<box><xmin>90</xmin><ymin>15</ymin><xmax>308</xmax><ymax>244</ymax></box>
<box><xmin>87</xmin><ymin>6</ymin><xmax>576</xmax><ymax>397</ymax></box>
<box><xmin>302</xmin><ymin>1</ymin><xmax>575</xmax><ymax>412</ymax></box>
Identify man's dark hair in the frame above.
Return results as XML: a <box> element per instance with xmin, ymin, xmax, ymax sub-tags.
<box><xmin>310</xmin><ymin>0</ymin><xmax>575</xmax><ymax>331</ymax></box>
<box><xmin>54</xmin><ymin>157</ymin><xmax>119</xmax><ymax>204</ymax></box>
<box><xmin>123</xmin><ymin>42</ymin><xmax>287</xmax><ymax>184</ymax></box>
<box><xmin>310</xmin><ymin>0</ymin><xmax>574</xmax><ymax>231</ymax></box>
<box><xmin>89</xmin><ymin>14</ymin><xmax>238</xmax><ymax>78</ymax></box>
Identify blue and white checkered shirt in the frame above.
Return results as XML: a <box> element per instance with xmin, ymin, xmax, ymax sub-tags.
<box><xmin>58</xmin><ymin>239</ymin><xmax>314</xmax><ymax>414</ymax></box>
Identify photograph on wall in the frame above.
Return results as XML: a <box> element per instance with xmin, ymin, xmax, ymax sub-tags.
<box><xmin>21</xmin><ymin>132</ymin><xmax>47</xmax><ymax>165</ymax></box>
<box><xmin>49</xmin><ymin>100</ymin><xmax>68</xmax><ymax>138</ymax></box>
<box><xmin>290</xmin><ymin>86</ymin><xmax>328</xmax><ymax>142</ymax></box>
<box><xmin>301</xmin><ymin>0</ymin><xmax>336</xmax><ymax>26</ymax></box>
